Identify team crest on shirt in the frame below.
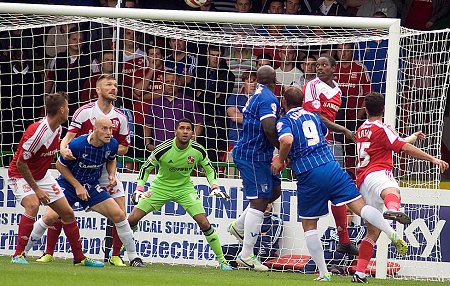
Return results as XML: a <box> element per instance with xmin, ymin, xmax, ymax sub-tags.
<box><xmin>312</xmin><ymin>100</ymin><xmax>321</xmax><ymax>109</ymax></box>
<box><xmin>187</xmin><ymin>155</ymin><xmax>195</xmax><ymax>164</ymax></box>
<box><xmin>111</xmin><ymin>119</ymin><xmax>119</xmax><ymax>131</ymax></box>
<box><xmin>105</xmin><ymin>151</ymin><xmax>111</xmax><ymax>159</ymax></box>
<box><xmin>271</xmin><ymin>103</ymin><xmax>277</xmax><ymax>114</ymax></box>
<box><xmin>82</xmin><ymin>153</ymin><xmax>88</xmax><ymax>159</ymax></box>
<box><xmin>22</xmin><ymin>151</ymin><xmax>32</xmax><ymax>160</ymax></box>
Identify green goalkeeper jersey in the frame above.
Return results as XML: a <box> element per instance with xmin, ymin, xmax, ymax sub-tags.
<box><xmin>137</xmin><ymin>138</ymin><xmax>218</xmax><ymax>190</ymax></box>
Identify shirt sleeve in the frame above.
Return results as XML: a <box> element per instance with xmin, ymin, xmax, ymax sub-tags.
<box><xmin>107</xmin><ymin>139</ymin><xmax>119</xmax><ymax>161</ymax></box>
<box><xmin>380</xmin><ymin>126</ymin><xmax>407</xmax><ymax>153</ymax></box>
<box><xmin>276</xmin><ymin>117</ymin><xmax>293</xmax><ymax>141</ymax></box>
<box><xmin>302</xmin><ymin>82</ymin><xmax>322</xmax><ymax>113</ymax></box>
<box><xmin>198</xmin><ymin>146</ymin><xmax>218</xmax><ymax>187</ymax></box>
<box><xmin>259</xmin><ymin>92</ymin><xmax>279</xmax><ymax>121</ymax></box>
<box><xmin>137</xmin><ymin>151</ymin><xmax>158</xmax><ymax>186</ymax></box>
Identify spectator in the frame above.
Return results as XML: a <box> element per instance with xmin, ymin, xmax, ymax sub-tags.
<box><xmin>222</xmin><ymin>203</ymin><xmax>283</xmax><ymax>268</ymax></box>
<box><xmin>0</xmin><ymin>49</ymin><xmax>44</xmax><ymax>150</ymax></box>
<box><xmin>285</xmin><ymin>0</ymin><xmax>311</xmax><ymax>14</ymax></box>
<box><xmin>356</xmin><ymin>0</ymin><xmax>397</xmax><ymax>17</ymax></box>
<box><xmin>300</xmin><ymin>54</ymin><xmax>317</xmax><ymax>83</ymax></box>
<box><xmin>275</xmin><ymin>45</ymin><xmax>305</xmax><ymax>88</ymax></box>
<box><xmin>311</xmin><ymin>0</ymin><xmax>348</xmax><ymax>15</ymax></box>
<box><xmin>200</xmin><ymin>0</ymin><xmax>217</xmax><ymax>10</ymax></box>
<box><xmin>165</xmin><ymin>37</ymin><xmax>197</xmax><ymax>89</ymax></box>
<box><xmin>235</xmin><ymin>0</ymin><xmax>253</xmax><ymax>12</ymax></box>
<box><xmin>393</xmin><ymin>0</ymin><xmax>450</xmax><ymax>30</ymax></box>
<box><xmin>195</xmin><ymin>45</ymin><xmax>235</xmax><ymax>162</ymax></box>
<box><xmin>227</xmin><ymin>46</ymin><xmax>255</xmax><ymax>94</ymax></box>
<box><xmin>45</xmin><ymin>24</ymin><xmax>77</xmax><ymax>59</ymax></box>
<box><xmin>226</xmin><ymin>70</ymin><xmax>257</xmax><ymax>154</ymax></box>
<box><xmin>144</xmin><ymin>72</ymin><xmax>203</xmax><ymax>151</ymax></box>
<box><xmin>214</xmin><ymin>0</ymin><xmax>238</xmax><ymax>11</ymax></box>
<box><xmin>267</xmin><ymin>0</ymin><xmax>285</xmax><ymax>13</ymax></box>
<box><xmin>45</xmin><ymin>27</ymin><xmax>95</xmax><ymax>115</ymax></box>
<box><xmin>255</xmin><ymin>54</ymin><xmax>284</xmax><ymax>98</ymax></box>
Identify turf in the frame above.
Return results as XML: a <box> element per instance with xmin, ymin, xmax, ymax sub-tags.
<box><xmin>1</xmin><ymin>255</ymin><xmax>447</xmax><ymax>286</ymax></box>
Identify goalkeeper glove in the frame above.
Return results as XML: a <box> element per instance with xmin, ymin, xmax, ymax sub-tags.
<box><xmin>209</xmin><ymin>184</ymin><xmax>230</xmax><ymax>201</ymax></box>
<box><xmin>132</xmin><ymin>185</ymin><xmax>145</xmax><ymax>205</ymax></box>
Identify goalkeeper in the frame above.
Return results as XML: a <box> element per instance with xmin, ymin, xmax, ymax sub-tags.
<box><xmin>129</xmin><ymin>118</ymin><xmax>233</xmax><ymax>271</ymax></box>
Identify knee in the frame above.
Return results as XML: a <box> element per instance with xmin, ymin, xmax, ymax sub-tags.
<box><xmin>23</xmin><ymin>197</ymin><xmax>40</xmax><ymax>216</ymax></box>
<box><xmin>59</xmin><ymin>210</ymin><xmax>75</xmax><ymax>223</ymax></box>
<box><xmin>110</xmin><ymin>209</ymin><xmax>126</xmax><ymax>223</ymax></box>
<box><xmin>198</xmin><ymin>220</ymin><xmax>211</xmax><ymax>232</ymax></box>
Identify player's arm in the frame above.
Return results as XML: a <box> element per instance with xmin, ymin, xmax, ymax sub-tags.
<box><xmin>105</xmin><ymin>158</ymin><xmax>118</xmax><ymax>189</ymax></box>
<box><xmin>199</xmin><ymin>147</ymin><xmax>230</xmax><ymax>200</ymax></box>
<box><xmin>272</xmin><ymin>135</ymin><xmax>293</xmax><ymax>174</ymax></box>
<box><xmin>315</xmin><ymin>111</ymin><xmax>356</xmax><ymax>143</ymax></box>
<box><xmin>400</xmin><ymin>143</ymin><xmax>449</xmax><ymax>173</ymax></box>
<box><xmin>16</xmin><ymin>158</ymin><xmax>50</xmax><ymax>204</ymax></box>
<box><xmin>56</xmin><ymin>159</ymin><xmax>90</xmax><ymax>201</ymax></box>
<box><xmin>132</xmin><ymin>153</ymin><xmax>158</xmax><ymax>204</ymax></box>
<box><xmin>117</xmin><ymin>144</ymin><xmax>128</xmax><ymax>156</ymax></box>
<box><xmin>262</xmin><ymin>117</ymin><xmax>280</xmax><ymax>149</ymax></box>
<box><xmin>404</xmin><ymin>131</ymin><xmax>425</xmax><ymax>144</ymax></box>
<box><xmin>60</xmin><ymin>131</ymin><xmax>77</xmax><ymax>160</ymax></box>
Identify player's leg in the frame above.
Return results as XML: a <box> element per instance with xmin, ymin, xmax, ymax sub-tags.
<box><xmin>25</xmin><ymin>207</ymin><xmax>58</xmax><ymax>255</ymax></box>
<box><xmin>180</xmin><ymin>190</ymin><xmax>232</xmax><ymax>271</ymax></box>
<box><xmin>381</xmin><ymin>187</ymin><xmax>411</xmax><ymax>224</ymax></box>
<box><xmin>302</xmin><ymin>219</ymin><xmax>331</xmax><ymax>281</ymax></box>
<box><xmin>8</xmin><ymin>177</ymin><xmax>40</xmax><ymax>264</ymax></box>
<box><xmin>89</xmin><ymin>193</ymin><xmax>143</xmax><ymax>267</ymax></box>
<box><xmin>352</xmin><ymin>224</ymin><xmax>381</xmax><ymax>283</ymax></box>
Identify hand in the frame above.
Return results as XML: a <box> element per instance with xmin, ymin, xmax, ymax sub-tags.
<box><xmin>132</xmin><ymin>185</ymin><xmax>146</xmax><ymax>205</ymax></box>
<box><xmin>413</xmin><ymin>131</ymin><xmax>426</xmax><ymax>141</ymax></box>
<box><xmin>75</xmin><ymin>185</ymin><xmax>90</xmax><ymax>201</ymax></box>
<box><xmin>271</xmin><ymin>155</ymin><xmax>286</xmax><ymax>174</ymax></box>
<box><xmin>343</xmin><ymin>129</ymin><xmax>356</xmax><ymax>143</ymax></box>
<box><xmin>431</xmin><ymin>158</ymin><xmax>449</xmax><ymax>173</ymax></box>
<box><xmin>405</xmin><ymin>131</ymin><xmax>425</xmax><ymax>144</ymax></box>
<box><xmin>35</xmin><ymin>187</ymin><xmax>50</xmax><ymax>205</ymax></box>
<box><xmin>209</xmin><ymin>184</ymin><xmax>230</xmax><ymax>201</ymax></box>
<box><xmin>60</xmin><ymin>147</ymin><xmax>76</xmax><ymax>160</ymax></box>
<box><xmin>107</xmin><ymin>175</ymin><xmax>117</xmax><ymax>191</ymax></box>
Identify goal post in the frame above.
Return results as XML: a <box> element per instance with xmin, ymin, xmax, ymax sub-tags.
<box><xmin>0</xmin><ymin>2</ymin><xmax>449</xmax><ymax>281</ymax></box>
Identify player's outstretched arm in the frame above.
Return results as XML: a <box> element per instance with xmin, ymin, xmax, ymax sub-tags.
<box><xmin>60</xmin><ymin>131</ymin><xmax>77</xmax><ymax>160</ymax></box>
<box><xmin>56</xmin><ymin>160</ymin><xmax>90</xmax><ymax>201</ymax></box>
<box><xmin>16</xmin><ymin>158</ymin><xmax>50</xmax><ymax>204</ymax></box>
<box><xmin>401</xmin><ymin>143</ymin><xmax>449</xmax><ymax>173</ymax></box>
<box><xmin>262</xmin><ymin>117</ymin><xmax>280</xmax><ymax>149</ymax></box>
<box><xmin>316</xmin><ymin>111</ymin><xmax>356</xmax><ymax>143</ymax></box>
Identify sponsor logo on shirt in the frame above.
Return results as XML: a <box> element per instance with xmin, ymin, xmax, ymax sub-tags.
<box><xmin>322</xmin><ymin>102</ymin><xmax>340</xmax><ymax>112</ymax></box>
<box><xmin>40</xmin><ymin>149</ymin><xmax>58</xmax><ymax>158</ymax></box>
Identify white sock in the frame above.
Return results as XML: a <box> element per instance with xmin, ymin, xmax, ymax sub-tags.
<box><xmin>360</xmin><ymin>205</ymin><xmax>395</xmax><ymax>237</ymax></box>
<box><xmin>25</xmin><ymin>218</ymin><xmax>48</xmax><ymax>253</ymax></box>
<box><xmin>235</xmin><ymin>205</ymin><xmax>249</xmax><ymax>230</ymax></box>
<box><xmin>304</xmin><ymin>229</ymin><xmax>329</xmax><ymax>277</ymax></box>
<box><xmin>115</xmin><ymin>220</ymin><xmax>138</xmax><ymax>261</ymax></box>
<box><xmin>241</xmin><ymin>208</ymin><xmax>264</xmax><ymax>259</ymax></box>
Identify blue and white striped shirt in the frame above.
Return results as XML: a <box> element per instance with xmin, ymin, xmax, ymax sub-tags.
<box><xmin>277</xmin><ymin>107</ymin><xmax>335</xmax><ymax>174</ymax></box>
<box><xmin>58</xmin><ymin>134</ymin><xmax>118</xmax><ymax>186</ymax></box>
<box><xmin>233</xmin><ymin>84</ymin><xmax>280</xmax><ymax>161</ymax></box>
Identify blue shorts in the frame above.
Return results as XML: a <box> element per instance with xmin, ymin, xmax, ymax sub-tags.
<box><xmin>57</xmin><ymin>177</ymin><xmax>112</xmax><ymax>210</ymax></box>
<box><xmin>296</xmin><ymin>161</ymin><xmax>361</xmax><ymax>219</ymax></box>
<box><xmin>234</xmin><ymin>158</ymin><xmax>281</xmax><ymax>200</ymax></box>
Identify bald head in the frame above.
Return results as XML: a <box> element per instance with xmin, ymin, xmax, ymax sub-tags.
<box><xmin>257</xmin><ymin>65</ymin><xmax>276</xmax><ymax>85</ymax></box>
<box><xmin>95</xmin><ymin>116</ymin><xmax>112</xmax><ymax>127</ymax></box>
<box><xmin>93</xmin><ymin>116</ymin><xmax>113</xmax><ymax>145</ymax></box>
<box><xmin>283</xmin><ymin>86</ymin><xmax>304</xmax><ymax>110</ymax></box>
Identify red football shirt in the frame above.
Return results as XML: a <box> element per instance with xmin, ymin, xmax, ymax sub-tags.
<box><xmin>355</xmin><ymin>120</ymin><xmax>407</xmax><ymax>187</ymax></box>
<box><xmin>8</xmin><ymin>118</ymin><xmax>61</xmax><ymax>180</ymax></box>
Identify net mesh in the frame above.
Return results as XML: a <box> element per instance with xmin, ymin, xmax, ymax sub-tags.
<box><xmin>0</xmin><ymin>12</ymin><xmax>449</xmax><ymax>280</ymax></box>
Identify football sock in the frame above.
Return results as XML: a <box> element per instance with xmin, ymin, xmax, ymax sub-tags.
<box><xmin>355</xmin><ymin>237</ymin><xmax>375</xmax><ymax>278</ymax></box>
<box><xmin>331</xmin><ymin>204</ymin><xmax>351</xmax><ymax>244</ymax></box>
<box><xmin>241</xmin><ymin>208</ymin><xmax>264</xmax><ymax>259</ymax></box>
<box><xmin>14</xmin><ymin>213</ymin><xmax>35</xmax><ymax>256</ymax></box>
<box><xmin>305</xmin><ymin>229</ymin><xmax>328</xmax><ymax>277</ymax></box>
<box><xmin>112</xmin><ymin>225</ymin><xmax>123</xmax><ymax>256</ymax></box>
<box><xmin>203</xmin><ymin>226</ymin><xmax>226</xmax><ymax>264</ymax></box>
<box><xmin>62</xmin><ymin>220</ymin><xmax>85</xmax><ymax>262</ymax></box>
<box><xmin>235</xmin><ymin>205</ymin><xmax>249</xmax><ymax>230</ymax></box>
<box><xmin>360</xmin><ymin>205</ymin><xmax>395</xmax><ymax>237</ymax></box>
<box><xmin>25</xmin><ymin>218</ymin><xmax>48</xmax><ymax>253</ymax></box>
<box><xmin>45</xmin><ymin>220</ymin><xmax>63</xmax><ymax>255</ymax></box>
<box><xmin>115</xmin><ymin>220</ymin><xmax>138</xmax><ymax>261</ymax></box>
<box><xmin>384</xmin><ymin>193</ymin><xmax>401</xmax><ymax>211</ymax></box>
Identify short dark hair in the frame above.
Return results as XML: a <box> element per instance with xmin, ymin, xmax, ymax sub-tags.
<box><xmin>364</xmin><ymin>92</ymin><xmax>385</xmax><ymax>116</ymax></box>
<box><xmin>176</xmin><ymin>118</ymin><xmax>194</xmax><ymax>130</ymax></box>
<box><xmin>242</xmin><ymin>70</ymin><xmax>257</xmax><ymax>82</ymax></box>
<box><xmin>283</xmin><ymin>86</ymin><xmax>304</xmax><ymax>108</ymax></box>
<box><xmin>96</xmin><ymin>74</ymin><xmax>117</xmax><ymax>86</ymax></box>
<box><xmin>256</xmin><ymin>53</ymin><xmax>273</xmax><ymax>62</ymax></box>
<box><xmin>45</xmin><ymin>92</ymin><xmax>68</xmax><ymax>116</ymax></box>
<box><xmin>319</xmin><ymin>55</ymin><xmax>336</xmax><ymax>67</ymax></box>
<box><xmin>208</xmin><ymin>45</ymin><xmax>224</xmax><ymax>55</ymax></box>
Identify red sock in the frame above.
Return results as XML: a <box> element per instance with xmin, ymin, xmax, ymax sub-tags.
<box><xmin>331</xmin><ymin>205</ymin><xmax>350</xmax><ymax>244</ymax></box>
<box><xmin>112</xmin><ymin>225</ymin><xmax>123</xmax><ymax>256</ymax></box>
<box><xmin>46</xmin><ymin>220</ymin><xmax>63</xmax><ymax>255</ymax></box>
<box><xmin>356</xmin><ymin>237</ymin><xmax>375</xmax><ymax>273</ymax></box>
<box><xmin>62</xmin><ymin>220</ymin><xmax>85</xmax><ymax>262</ymax></box>
<box><xmin>14</xmin><ymin>213</ymin><xmax>35</xmax><ymax>256</ymax></box>
<box><xmin>384</xmin><ymin>193</ymin><xmax>401</xmax><ymax>211</ymax></box>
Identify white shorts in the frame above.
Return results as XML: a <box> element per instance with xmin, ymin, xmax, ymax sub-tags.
<box><xmin>359</xmin><ymin>170</ymin><xmax>400</xmax><ymax>212</ymax></box>
<box><xmin>99</xmin><ymin>165</ymin><xmax>125</xmax><ymax>199</ymax></box>
<box><xmin>8</xmin><ymin>171</ymin><xmax>65</xmax><ymax>205</ymax></box>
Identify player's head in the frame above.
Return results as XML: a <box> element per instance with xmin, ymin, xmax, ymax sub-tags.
<box><xmin>283</xmin><ymin>86</ymin><xmax>304</xmax><ymax>111</ymax></box>
<box><xmin>93</xmin><ymin>116</ymin><xmax>114</xmax><ymax>144</ymax></box>
<box><xmin>364</xmin><ymin>92</ymin><xmax>385</xmax><ymax>117</ymax></box>
<box><xmin>96</xmin><ymin>74</ymin><xmax>118</xmax><ymax>102</ymax></box>
<box><xmin>175</xmin><ymin>118</ymin><xmax>194</xmax><ymax>145</ymax></box>
<box><xmin>45</xmin><ymin>92</ymin><xmax>69</xmax><ymax>121</ymax></box>
<box><xmin>316</xmin><ymin>56</ymin><xmax>336</xmax><ymax>82</ymax></box>
<box><xmin>257</xmin><ymin>65</ymin><xmax>276</xmax><ymax>86</ymax></box>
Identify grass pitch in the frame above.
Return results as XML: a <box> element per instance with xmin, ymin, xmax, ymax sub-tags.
<box><xmin>1</xmin><ymin>255</ymin><xmax>447</xmax><ymax>286</ymax></box>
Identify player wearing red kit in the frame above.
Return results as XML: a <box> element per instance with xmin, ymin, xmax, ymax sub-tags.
<box><xmin>8</xmin><ymin>92</ymin><xmax>103</xmax><ymax>267</ymax></box>
<box><xmin>352</xmin><ymin>92</ymin><xmax>449</xmax><ymax>283</ymax></box>
<box><xmin>302</xmin><ymin>56</ymin><xmax>358</xmax><ymax>256</ymax></box>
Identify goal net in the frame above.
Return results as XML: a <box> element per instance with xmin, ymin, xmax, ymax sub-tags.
<box><xmin>0</xmin><ymin>3</ymin><xmax>449</xmax><ymax>280</ymax></box>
